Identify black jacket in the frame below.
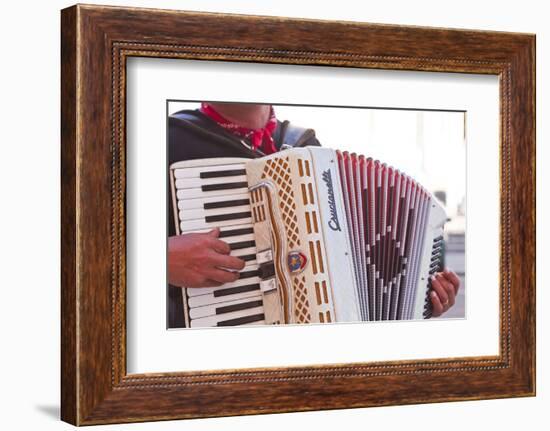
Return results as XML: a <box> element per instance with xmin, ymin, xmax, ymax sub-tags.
<box><xmin>167</xmin><ymin>109</ymin><xmax>320</xmax><ymax>328</ymax></box>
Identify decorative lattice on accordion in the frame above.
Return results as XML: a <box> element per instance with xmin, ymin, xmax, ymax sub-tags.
<box><xmin>293</xmin><ymin>275</ymin><xmax>311</xmax><ymax>323</ymax></box>
<box><xmin>261</xmin><ymin>157</ymin><xmax>301</xmax><ymax>249</ymax></box>
<box><xmin>250</xmin><ymin>188</ymin><xmax>266</xmax><ymax>223</ymax></box>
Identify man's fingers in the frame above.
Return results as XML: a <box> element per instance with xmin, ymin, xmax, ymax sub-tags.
<box><xmin>430</xmin><ymin>276</ymin><xmax>450</xmax><ymax>311</ymax></box>
<box><xmin>209</xmin><ymin>253</ymin><xmax>246</xmax><ymax>271</ymax></box>
<box><xmin>430</xmin><ymin>291</ymin><xmax>444</xmax><ymax>317</ymax></box>
<box><xmin>195</xmin><ymin>279</ymin><xmax>223</xmax><ymax>288</ymax></box>
<box><xmin>442</xmin><ymin>269</ymin><xmax>461</xmax><ymax>294</ymax></box>
<box><xmin>436</xmin><ymin>274</ymin><xmax>455</xmax><ymax>307</ymax></box>
<box><xmin>209</xmin><ymin>238</ymin><xmax>231</xmax><ymax>255</ymax></box>
<box><xmin>204</xmin><ymin>268</ymin><xmax>240</xmax><ymax>284</ymax></box>
<box><xmin>208</xmin><ymin>227</ymin><xmax>221</xmax><ymax>238</ymax></box>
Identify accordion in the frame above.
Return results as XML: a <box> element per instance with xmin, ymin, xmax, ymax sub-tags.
<box><xmin>170</xmin><ymin>147</ymin><xmax>446</xmax><ymax>328</ymax></box>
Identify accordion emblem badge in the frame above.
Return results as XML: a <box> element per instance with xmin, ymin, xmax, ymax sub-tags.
<box><xmin>288</xmin><ymin>251</ymin><xmax>307</xmax><ymax>274</ymax></box>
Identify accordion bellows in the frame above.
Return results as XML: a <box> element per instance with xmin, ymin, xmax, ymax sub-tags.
<box><xmin>170</xmin><ymin>147</ymin><xmax>446</xmax><ymax>328</ymax></box>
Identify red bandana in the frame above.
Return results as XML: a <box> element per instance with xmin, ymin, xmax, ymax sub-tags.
<box><xmin>200</xmin><ymin>103</ymin><xmax>278</xmax><ymax>155</ymax></box>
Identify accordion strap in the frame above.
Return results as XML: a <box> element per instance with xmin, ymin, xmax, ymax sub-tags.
<box><xmin>276</xmin><ymin>120</ymin><xmax>318</xmax><ymax>150</ymax></box>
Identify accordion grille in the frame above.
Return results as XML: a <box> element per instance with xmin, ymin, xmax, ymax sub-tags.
<box><xmin>261</xmin><ymin>157</ymin><xmax>301</xmax><ymax>249</ymax></box>
<box><xmin>293</xmin><ymin>275</ymin><xmax>311</xmax><ymax>323</ymax></box>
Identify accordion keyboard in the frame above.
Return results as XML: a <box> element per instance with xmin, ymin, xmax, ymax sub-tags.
<box><xmin>171</xmin><ymin>159</ymin><xmax>266</xmax><ymax>328</ymax></box>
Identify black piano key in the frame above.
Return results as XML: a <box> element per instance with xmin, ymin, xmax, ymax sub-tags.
<box><xmin>239</xmin><ymin>269</ymin><xmax>260</xmax><ymax>279</ymax></box>
<box><xmin>237</xmin><ymin>254</ymin><xmax>256</xmax><ymax>262</ymax></box>
<box><xmin>216</xmin><ymin>300</ymin><xmax>263</xmax><ymax>315</ymax></box>
<box><xmin>229</xmin><ymin>240</ymin><xmax>256</xmax><ymax>250</ymax></box>
<box><xmin>205</xmin><ymin>211</ymin><xmax>252</xmax><ymax>223</ymax></box>
<box><xmin>202</xmin><ymin>182</ymin><xmax>248</xmax><ymax>192</ymax></box>
<box><xmin>217</xmin><ymin>313</ymin><xmax>265</xmax><ymax>327</ymax></box>
<box><xmin>218</xmin><ymin>227</ymin><xmax>254</xmax><ymax>238</ymax></box>
<box><xmin>259</xmin><ymin>262</ymin><xmax>276</xmax><ymax>279</ymax></box>
<box><xmin>213</xmin><ymin>283</ymin><xmax>260</xmax><ymax>297</ymax></box>
<box><xmin>204</xmin><ymin>198</ymin><xmax>250</xmax><ymax>210</ymax></box>
<box><xmin>200</xmin><ymin>169</ymin><xmax>246</xmax><ymax>179</ymax></box>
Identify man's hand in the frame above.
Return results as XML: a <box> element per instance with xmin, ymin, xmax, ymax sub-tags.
<box><xmin>168</xmin><ymin>228</ymin><xmax>245</xmax><ymax>287</ymax></box>
<box><xmin>429</xmin><ymin>269</ymin><xmax>461</xmax><ymax>317</ymax></box>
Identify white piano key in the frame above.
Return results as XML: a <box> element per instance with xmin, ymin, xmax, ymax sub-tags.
<box><xmin>173</xmin><ymin>163</ymin><xmax>247</xmax><ymax>179</ymax></box>
<box><xmin>186</xmin><ymin>272</ymin><xmax>261</xmax><ymax>297</ymax></box>
<box><xmin>224</xmin><ymin>232</ymin><xmax>255</xmax><ymax>244</ymax></box>
<box><xmin>189</xmin><ymin>295</ymin><xmax>263</xmax><ymax>318</ymax></box>
<box><xmin>179</xmin><ymin>223</ymin><xmax>254</xmax><ymax>236</ymax></box>
<box><xmin>179</xmin><ymin>204</ymin><xmax>251</xmax><ymax>222</ymax></box>
<box><xmin>175</xmin><ymin>175</ymin><xmax>248</xmax><ymax>190</ymax></box>
<box><xmin>171</xmin><ymin>157</ymin><xmax>248</xmax><ymax>170</ymax></box>
<box><xmin>180</xmin><ymin>215</ymin><xmax>253</xmax><ymax>231</ymax></box>
<box><xmin>177</xmin><ymin>193</ymin><xmax>250</xmax><ymax>210</ymax></box>
<box><xmin>190</xmin><ymin>306</ymin><xmax>265</xmax><ymax>328</ymax></box>
<box><xmin>177</xmin><ymin>186</ymin><xmax>248</xmax><ymax>200</ymax></box>
<box><xmin>175</xmin><ymin>231</ymin><xmax>255</xmax><ymax>246</ymax></box>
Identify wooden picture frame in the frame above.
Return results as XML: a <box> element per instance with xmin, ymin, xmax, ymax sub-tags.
<box><xmin>61</xmin><ymin>4</ymin><xmax>535</xmax><ymax>425</ymax></box>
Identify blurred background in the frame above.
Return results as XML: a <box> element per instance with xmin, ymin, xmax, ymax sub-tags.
<box><xmin>169</xmin><ymin>101</ymin><xmax>466</xmax><ymax>318</ymax></box>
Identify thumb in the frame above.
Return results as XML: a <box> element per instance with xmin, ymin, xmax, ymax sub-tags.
<box><xmin>208</xmin><ymin>227</ymin><xmax>221</xmax><ymax>238</ymax></box>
